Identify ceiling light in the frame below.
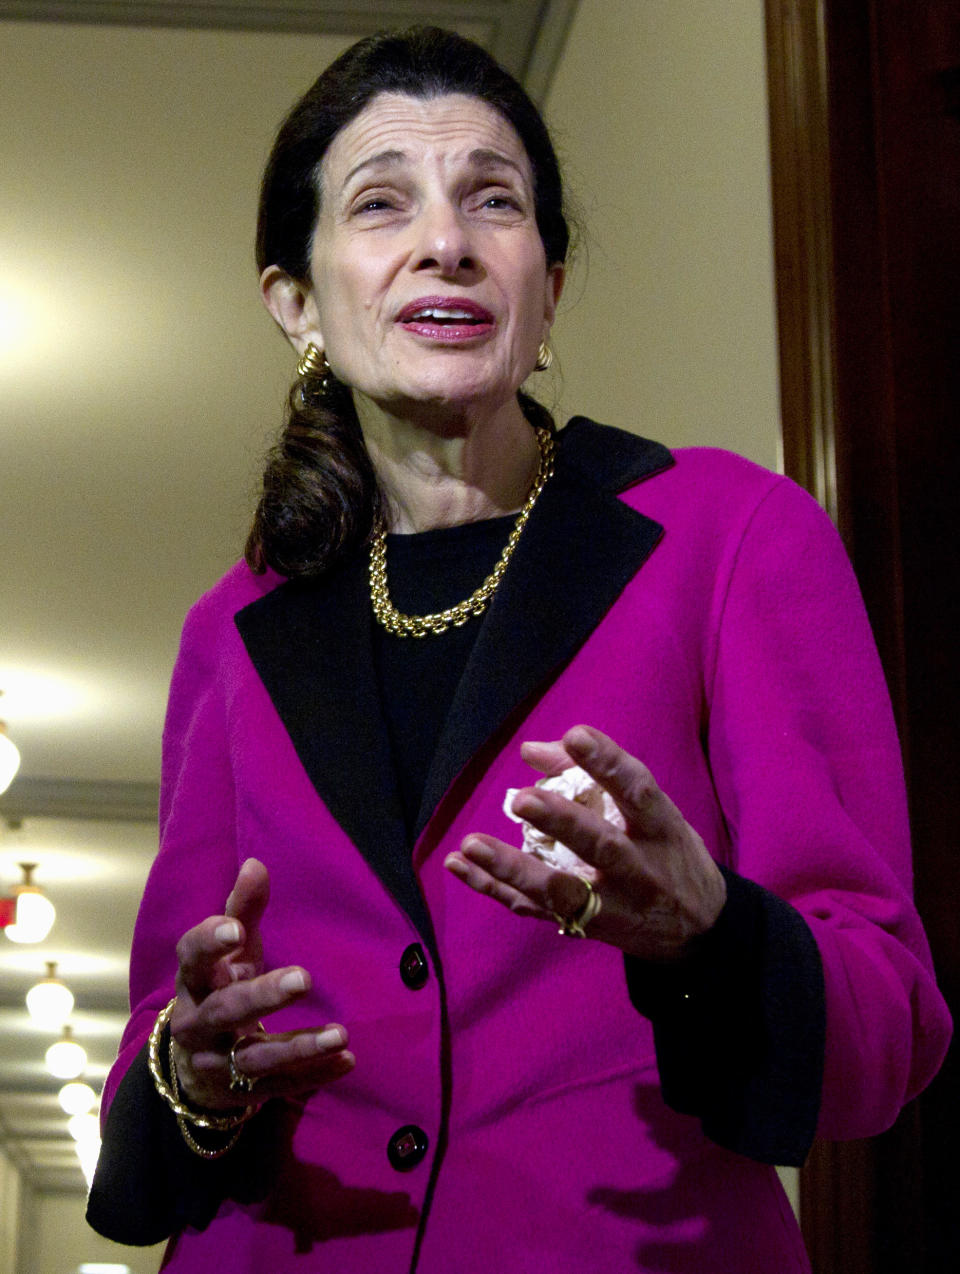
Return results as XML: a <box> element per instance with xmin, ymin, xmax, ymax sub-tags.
<box><xmin>58</xmin><ymin>1080</ymin><xmax>97</xmax><ymax>1116</ymax></box>
<box><xmin>45</xmin><ymin>1025</ymin><xmax>87</xmax><ymax>1079</ymax></box>
<box><xmin>26</xmin><ymin>960</ymin><xmax>74</xmax><ymax>1028</ymax></box>
<box><xmin>67</xmin><ymin>1111</ymin><xmax>101</xmax><ymax>1144</ymax></box>
<box><xmin>74</xmin><ymin>1135</ymin><xmax>103</xmax><ymax>1192</ymax></box>
<box><xmin>3</xmin><ymin>862</ymin><xmax>56</xmax><ymax>944</ymax></box>
<box><xmin>0</xmin><ymin>718</ymin><xmax>20</xmax><ymax>795</ymax></box>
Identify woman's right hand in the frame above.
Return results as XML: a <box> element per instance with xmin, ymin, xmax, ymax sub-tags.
<box><xmin>169</xmin><ymin>857</ymin><xmax>354</xmax><ymax>1110</ymax></box>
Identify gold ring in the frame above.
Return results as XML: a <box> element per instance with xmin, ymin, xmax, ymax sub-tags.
<box><xmin>228</xmin><ymin>1032</ymin><xmax>264</xmax><ymax>1094</ymax></box>
<box><xmin>554</xmin><ymin>875</ymin><xmax>602</xmax><ymax>938</ymax></box>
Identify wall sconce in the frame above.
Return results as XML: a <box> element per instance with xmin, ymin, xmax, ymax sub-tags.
<box><xmin>26</xmin><ymin>960</ymin><xmax>75</xmax><ymax>1029</ymax></box>
<box><xmin>45</xmin><ymin>1025</ymin><xmax>87</xmax><ymax>1079</ymax></box>
<box><xmin>2</xmin><ymin>862</ymin><xmax>56</xmax><ymax>944</ymax></box>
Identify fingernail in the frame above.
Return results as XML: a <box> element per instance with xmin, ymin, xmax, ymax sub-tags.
<box><xmin>279</xmin><ymin>969</ymin><xmax>306</xmax><ymax>993</ymax></box>
<box><xmin>567</xmin><ymin>727</ymin><xmax>596</xmax><ymax>760</ymax></box>
<box><xmin>515</xmin><ymin>793</ymin><xmax>546</xmax><ymax>817</ymax></box>
<box><xmin>316</xmin><ymin>1027</ymin><xmax>344</xmax><ymax>1050</ymax></box>
<box><xmin>215</xmin><ymin>921</ymin><xmax>240</xmax><ymax>945</ymax></box>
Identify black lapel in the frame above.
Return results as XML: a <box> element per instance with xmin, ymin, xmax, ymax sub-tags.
<box><xmin>235</xmin><ymin>419</ymin><xmax>673</xmax><ymax>926</ymax></box>
<box><xmin>234</xmin><ymin>557</ymin><xmax>435</xmax><ymax>944</ymax></box>
<box><xmin>414</xmin><ymin>421</ymin><xmax>672</xmax><ymax>837</ymax></box>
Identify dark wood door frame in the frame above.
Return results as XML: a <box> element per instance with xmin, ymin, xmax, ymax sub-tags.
<box><xmin>765</xmin><ymin>2</ymin><xmax>959</xmax><ymax>1271</ymax></box>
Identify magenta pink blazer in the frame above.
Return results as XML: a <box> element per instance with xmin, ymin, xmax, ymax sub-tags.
<box><xmin>99</xmin><ymin>421</ymin><xmax>950</xmax><ymax>1272</ymax></box>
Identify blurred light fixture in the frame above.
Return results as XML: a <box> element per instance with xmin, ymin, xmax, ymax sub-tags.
<box><xmin>58</xmin><ymin>1080</ymin><xmax>97</xmax><ymax>1116</ymax></box>
<box><xmin>74</xmin><ymin>1131</ymin><xmax>103</xmax><ymax>1191</ymax></box>
<box><xmin>3</xmin><ymin>861</ymin><xmax>56</xmax><ymax>943</ymax></box>
<box><xmin>67</xmin><ymin>1110</ymin><xmax>101</xmax><ymax>1144</ymax></box>
<box><xmin>45</xmin><ymin>1025</ymin><xmax>87</xmax><ymax>1079</ymax></box>
<box><xmin>26</xmin><ymin>960</ymin><xmax>74</xmax><ymax>1028</ymax></box>
<box><xmin>0</xmin><ymin>711</ymin><xmax>21</xmax><ymax>795</ymax></box>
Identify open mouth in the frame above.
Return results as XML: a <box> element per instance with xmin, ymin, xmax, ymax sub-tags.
<box><xmin>396</xmin><ymin>297</ymin><xmax>495</xmax><ymax>338</ymax></box>
<box><xmin>406</xmin><ymin>307</ymin><xmax>485</xmax><ymax>325</ymax></box>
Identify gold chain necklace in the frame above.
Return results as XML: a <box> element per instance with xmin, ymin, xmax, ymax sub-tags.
<box><xmin>369</xmin><ymin>425</ymin><xmax>555</xmax><ymax>637</ymax></box>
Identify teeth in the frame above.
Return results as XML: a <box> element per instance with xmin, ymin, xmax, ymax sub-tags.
<box><xmin>410</xmin><ymin>307</ymin><xmax>480</xmax><ymax>321</ymax></box>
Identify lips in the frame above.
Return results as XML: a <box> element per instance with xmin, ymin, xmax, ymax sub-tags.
<box><xmin>395</xmin><ymin>295</ymin><xmax>495</xmax><ymax>342</ymax></box>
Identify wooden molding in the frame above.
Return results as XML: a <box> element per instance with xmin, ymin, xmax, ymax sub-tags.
<box><xmin>764</xmin><ymin>0</ymin><xmax>838</xmax><ymax>521</ymax></box>
<box><xmin>0</xmin><ymin>0</ymin><xmax>582</xmax><ymax>97</ymax></box>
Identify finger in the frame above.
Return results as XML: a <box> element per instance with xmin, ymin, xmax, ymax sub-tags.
<box><xmin>449</xmin><ymin>838</ymin><xmax>590</xmax><ymax>923</ymax></box>
<box><xmin>172</xmin><ymin>965</ymin><xmax>312</xmax><ymax>1051</ymax></box>
<box><xmin>175</xmin><ymin>915</ymin><xmax>249</xmax><ymax>1002</ymax></box>
<box><xmin>509</xmin><ymin>785</ymin><xmax>635</xmax><ymax>878</ymax></box>
<box><xmin>174</xmin><ymin>1032</ymin><xmax>355</xmax><ymax>1108</ymax></box>
<box><xmin>562</xmin><ymin>725</ymin><xmax>679</xmax><ymax>836</ymax></box>
<box><xmin>518</xmin><ymin>739</ymin><xmax>575</xmax><ymax>776</ymax></box>
<box><xmin>445</xmin><ymin>845</ymin><xmax>547</xmax><ymax>919</ymax></box>
<box><xmin>225</xmin><ymin>858</ymin><xmax>269</xmax><ymax>929</ymax></box>
<box><xmin>190</xmin><ymin>1024</ymin><xmax>350</xmax><ymax>1075</ymax></box>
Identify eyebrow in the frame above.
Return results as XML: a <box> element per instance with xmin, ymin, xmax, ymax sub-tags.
<box><xmin>340</xmin><ymin>146</ymin><xmax>528</xmax><ymax>189</ymax></box>
<box><xmin>342</xmin><ymin>149</ymin><xmax>406</xmax><ymax>187</ymax></box>
<box><xmin>466</xmin><ymin>148</ymin><xmax>527</xmax><ymax>179</ymax></box>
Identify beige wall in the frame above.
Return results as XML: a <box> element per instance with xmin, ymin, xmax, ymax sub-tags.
<box><xmin>0</xmin><ymin>1146</ymin><xmax>22</xmax><ymax>1274</ymax></box>
<box><xmin>544</xmin><ymin>0</ymin><xmax>781</xmax><ymax>468</ymax></box>
<box><xmin>17</xmin><ymin>1190</ymin><xmax>166</xmax><ymax>1274</ymax></box>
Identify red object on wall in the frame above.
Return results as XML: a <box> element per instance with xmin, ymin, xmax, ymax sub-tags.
<box><xmin>0</xmin><ymin>897</ymin><xmax>15</xmax><ymax>928</ymax></box>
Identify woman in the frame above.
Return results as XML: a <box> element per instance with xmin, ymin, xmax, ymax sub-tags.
<box><xmin>88</xmin><ymin>26</ymin><xmax>950</xmax><ymax>1273</ymax></box>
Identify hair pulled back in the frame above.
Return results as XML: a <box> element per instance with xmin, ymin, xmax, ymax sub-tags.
<box><xmin>246</xmin><ymin>26</ymin><xmax>570</xmax><ymax>577</ymax></box>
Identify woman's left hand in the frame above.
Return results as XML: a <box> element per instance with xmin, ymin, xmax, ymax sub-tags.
<box><xmin>444</xmin><ymin>725</ymin><xmax>727</xmax><ymax>962</ymax></box>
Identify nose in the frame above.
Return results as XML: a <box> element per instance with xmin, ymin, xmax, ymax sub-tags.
<box><xmin>412</xmin><ymin>199</ymin><xmax>478</xmax><ymax>276</ymax></box>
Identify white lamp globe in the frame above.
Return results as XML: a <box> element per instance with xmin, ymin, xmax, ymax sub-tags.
<box><xmin>26</xmin><ymin>963</ymin><xmax>74</xmax><ymax>1028</ymax></box>
<box><xmin>5</xmin><ymin>889</ymin><xmax>56</xmax><ymax>943</ymax></box>
<box><xmin>0</xmin><ymin>727</ymin><xmax>20</xmax><ymax>795</ymax></box>
<box><xmin>45</xmin><ymin>1027</ymin><xmax>87</xmax><ymax>1080</ymax></box>
<box><xmin>75</xmin><ymin>1137</ymin><xmax>102</xmax><ymax>1191</ymax></box>
<box><xmin>58</xmin><ymin>1081</ymin><xmax>97</xmax><ymax>1116</ymax></box>
<box><xmin>5</xmin><ymin>865</ymin><xmax>56</xmax><ymax>944</ymax></box>
<box><xmin>67</xmin><ymin>1111</ymin><xmax>101</xmax><ymax>1144</ymax></box>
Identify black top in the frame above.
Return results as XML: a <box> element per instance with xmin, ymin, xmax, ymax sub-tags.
<box><xmin>372</xmin><ymin>517</ymin><xmax>515</xmax><ymax>836</ymax></box>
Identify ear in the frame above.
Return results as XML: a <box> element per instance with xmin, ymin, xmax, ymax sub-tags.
<box><xmin>543</xmin><ymin>263</ymin><xmax>565</xmax><ymax>330</ymax></box>
<box><xmin>259</xmin><ymin>265</ymin><xmax>323</xmax><ymax>355</ymax></box>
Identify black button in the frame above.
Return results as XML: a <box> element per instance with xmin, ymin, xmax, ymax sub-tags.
<box><xmin>399</xmin><ymin>943</ymin><xmax>429</xmax><ymax>990</ymax></box>
<box><xmin>387</xmin><ymin>1124</ymin><xmax>429</xmax><ymax>1171</ymax></box>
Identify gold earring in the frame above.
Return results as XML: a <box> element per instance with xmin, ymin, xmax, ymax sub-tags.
<box><xmin>534</xmin><ymin>341</ymin><xmax>553</xmax><ymax>372</ymax></box>
<box><xmin>296</xmin><ymin>342</ymin><xmax>330</xmax><ymax>379</ymax></box>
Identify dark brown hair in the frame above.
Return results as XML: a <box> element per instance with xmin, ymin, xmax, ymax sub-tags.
<box><xmin>246</xmin><ymin>26</ymin><xmax>570</xmax><ymax>577</ymax></box>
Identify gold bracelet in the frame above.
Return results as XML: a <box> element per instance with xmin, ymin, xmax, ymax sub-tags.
<box><xmin>168</xmin><ymin>1030</ymin><xmax>244</xmax><ymax>1159</ymax></box>
<box><xmin>147</xmin><ymin>997</ymin><xmax>256</xmax><ymax>1131</ymax></box>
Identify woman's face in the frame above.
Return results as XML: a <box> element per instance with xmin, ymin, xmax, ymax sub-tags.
<box><xmin>294</xmin><ymin>92</ymin><xmax>563</xmax><ymax>419</ymax></box>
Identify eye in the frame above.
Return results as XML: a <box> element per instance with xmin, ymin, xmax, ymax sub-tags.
<box><xmin>347</xmin><ymin>186</ymin><xmax>404</xmax><ymax>217</ymax></box>
<box><xmin>471</xmin><ymin>185</ymin><xmax>527</xmax><ymax>216</ymax></box>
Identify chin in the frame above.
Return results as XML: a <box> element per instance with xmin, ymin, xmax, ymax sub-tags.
<box><xmin>385</xmin><ymin>374</ymin><xmax>516</xmax><ymax>417</ymax></box>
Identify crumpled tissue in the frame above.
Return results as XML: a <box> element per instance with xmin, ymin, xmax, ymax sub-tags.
<box><xmin>503</xmin><ymin>766</ymin><xmax>624</xmax><ymax>880</ymax></box>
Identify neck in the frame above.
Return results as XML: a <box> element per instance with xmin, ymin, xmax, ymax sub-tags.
<box><xmin>355</xmin><ymin>394</ymin><xmax>541</xmax><ymax>534</ymax></box>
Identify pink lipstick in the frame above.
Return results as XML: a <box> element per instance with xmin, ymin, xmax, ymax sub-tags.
<box><xmin>395</xmin><ymin>295</ymin><xmax>495</xmax><ymax>342</ymax></box>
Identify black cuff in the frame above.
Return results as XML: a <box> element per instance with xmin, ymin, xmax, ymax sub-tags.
<box><xmin>623</xmin><ymin>866</ymin><xmax>825</xmax><ymax>1165</ymax></box>
<box><xmin>86</xmin><ymin>1034</ymin><xmax>277</xmax><ymax>1245</ymax></box>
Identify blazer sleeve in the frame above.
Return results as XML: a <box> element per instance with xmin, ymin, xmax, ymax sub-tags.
<box><xmin>627</xmin><ymin>474</ymin><xmax>950</xmax><ymax>1162</ymax></box>
<box><xmin>88</xmin><ymin>590</ymin><xmax>262</xmax><ymax>1242</ymax></box>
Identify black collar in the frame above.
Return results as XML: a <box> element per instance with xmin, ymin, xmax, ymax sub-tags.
<box><xmin>234</xmin><ymin>419</ymin><xmax>672</xmax><ymax>945</ymax></box>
